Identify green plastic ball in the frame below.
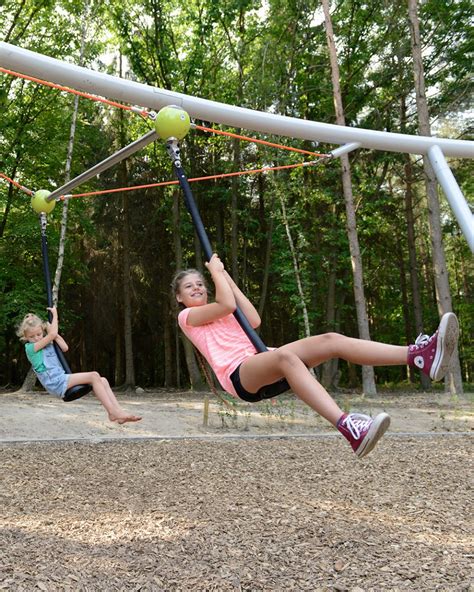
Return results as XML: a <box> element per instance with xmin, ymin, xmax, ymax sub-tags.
<box><xmin>31</xmin><ymin>190</ymin><xmax>56</xmax><ymax>214</ymax></box>
<box><xmin>154</xmin><ymin>105</ymin><xmax>191</xmax><ymax>140</ymax></box>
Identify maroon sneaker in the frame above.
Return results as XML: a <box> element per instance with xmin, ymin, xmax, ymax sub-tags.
<box><xmin>408</xmin><ymin>312</ymin><xmax>459</xmax><ymax>381</ymax></box>
<box><xmin>337</xmin><ymin>412</ymin><xmax>390</xmax><ymax>458</ymax></box>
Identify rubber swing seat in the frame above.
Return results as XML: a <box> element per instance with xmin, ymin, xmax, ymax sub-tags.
<box><xmin>63</xmin><ymin>384</ymin><xmax>92</xmax><ymax>402</ymax></box>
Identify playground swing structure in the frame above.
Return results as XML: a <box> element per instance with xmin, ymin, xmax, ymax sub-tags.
<box><xmin>1</xmin><ymin>42</ymin><xmax>472</xmax><ymax>400</ymax></box>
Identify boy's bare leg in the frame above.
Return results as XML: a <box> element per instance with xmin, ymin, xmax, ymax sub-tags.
<box><xmin>67</xmin><ymin>373</ymin><xmax>142</xmax><ymax>424</ymax></box>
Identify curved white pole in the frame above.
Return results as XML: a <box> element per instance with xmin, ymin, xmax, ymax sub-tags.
<box><xmin>1</xmin><ymin>42</ymin><xmax>473</xmax><ymax>158</ymax></box>
<box><xmin>428</xmin><ymin>145</ymin><xmax>474</xmax><ymax>252</ymax></box>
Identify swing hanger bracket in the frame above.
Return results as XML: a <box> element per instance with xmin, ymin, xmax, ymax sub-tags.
<box><xmin>165</xmin><ymin>138</ymin><xmax>182</xmax><ymax>167</ymax></box>
<box><xmin>40</xmin><ymin>212</ymin><xmax>48</xmax><ymax>232</ymax></box>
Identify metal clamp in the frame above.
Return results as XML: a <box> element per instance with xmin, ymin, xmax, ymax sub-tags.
<box><xmin>165</xmin><ymin>138</ymin><xmax>182</xmax><ymax>167</ymax></box>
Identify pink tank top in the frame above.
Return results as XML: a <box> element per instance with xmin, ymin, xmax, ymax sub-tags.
<box><xmin>178</xmin><ymin>308</ymin><xmax>257</xmax><ymax>396</ymax></box>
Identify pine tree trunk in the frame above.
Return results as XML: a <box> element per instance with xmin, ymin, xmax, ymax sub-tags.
<box><xmin>321</xmin><ymin>0</ymin><xmax>376</xmax><ymax>395</ymax></box>
<box><xmin>121</xmin><ymin>187</ymin><xmax>135</xmax><ymax>388</ymax></box>
<box><xmin>163</xmin><ymin>295</ymin><xmax>173</xmax><ymax>388</ymax></box>
<box><xmin>20</xmin><ymin>4</ymin><xmax>89</xmax><ymax>392</ymax></box>
<box><xmin>278</xmin><ymin>193</ymin><xmax>312</xmax><ymax>338</ymax></box>
<box><xmin>408</xmin><ymin>0</ymin><xmax>463</xmax><ymax>395</ymax></box>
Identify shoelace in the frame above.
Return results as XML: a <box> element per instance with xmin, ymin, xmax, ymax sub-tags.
<box><xmin>342</xmin><ymin>414</ymin><xmax>372</xmax><ymax>440</ymax></box>
<box><xmin>412</xmin><ymin>333</ymin><xmax>432</xmax><ymax>349</ymax></box>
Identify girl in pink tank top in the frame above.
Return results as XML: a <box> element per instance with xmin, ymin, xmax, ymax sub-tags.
<box><xmin>173</xmin><ymin>254</ymin><xmax>458</xmax><ymax>460</ymax></box>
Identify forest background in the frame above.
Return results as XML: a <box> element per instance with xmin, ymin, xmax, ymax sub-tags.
<box><xmin>0</xmin><ymin>0</ymin><xmax>472</xmax><ymax>395</ymax></box>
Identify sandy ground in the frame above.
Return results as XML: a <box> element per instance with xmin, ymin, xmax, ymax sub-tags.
<box><xmin>1</xmin><ymin>389</ymin><xmax>473</xmax><ymax>591</ymax></box>
<box><xmin>0</xmin><ymin>388</ymin><xmax>473</xmax><ymax>443</ymax></box>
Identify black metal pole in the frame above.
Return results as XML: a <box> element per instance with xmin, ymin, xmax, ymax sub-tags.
<box><xmin>166</xmin><ymin>140</ymin><xmax>268</xmax><ymax>353</ymax></box>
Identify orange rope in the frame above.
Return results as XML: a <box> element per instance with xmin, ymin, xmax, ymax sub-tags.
<box><xmin>195</xmin><ymin>124</ymin><xmax>324</xmax><ymax>157</ymax></box>
<box><xmin>0</xmin><ymin>66</ymin><xmax>148</xmax><ymax>117</ymax></box>
<box><xmin>1</xmin><ymin>67</ymin><xmax>327</xmax><ymax>157</ymax></box>
<box><xmin>0</xmin><ymin>172</ymin><xmax>33</xmax><ymax>195</ymax></box>
<box><xmin>1</xmin><ymin>67</ymin><xmax>330</xmax><ymax>202</ymax></box>
<box><xmin>61</xmin><ymin>161</ymin><xmax>320</xmax><ymax>199</ymax></box>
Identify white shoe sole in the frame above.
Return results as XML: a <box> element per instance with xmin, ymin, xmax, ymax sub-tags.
<box><xmin>431</xmin><ymin>313</ymin><xmax>459</xmax><ymax>381</ymax></box>
<box><xmin>357</xmin><ymin>413</ymin><xmax>391</xmax><ymax>458</ymax></box>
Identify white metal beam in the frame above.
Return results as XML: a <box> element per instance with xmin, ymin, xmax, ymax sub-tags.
<box><xmin>428</xmin><ymin>145</ymin><xmax>474</xmax><ymax>252</ymax></box>
<box><xmin>1</xmin><ymin>42</ymin><xmax>473</xmax><ymax>158</ymax></box>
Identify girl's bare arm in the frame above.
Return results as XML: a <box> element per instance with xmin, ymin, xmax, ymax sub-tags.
<box><xmin>187</xmin><ymin>255</ymin><xmax>236</xmax><ymax>326</ymax></box>
<box><xmin>55</xmin><ymin>334</ymin><xmax>69</xmax><ymax>352</ymax></box>
<box><xmin>33</xmin><ymin>307</ymin><xmax>59</xmax><ymax>351</ymax></box>
<box><xmin>223</xmin><ymin>270</ymin><xmax>261</xmax><ymax>328</ymax></box>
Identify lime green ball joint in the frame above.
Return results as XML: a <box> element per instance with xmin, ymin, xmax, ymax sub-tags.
<box><xmin>31</xmin><ymin>189</ymin><xmax>56</xmax><ymax>214</ymax></box>
<box><xmin>154</xmin><ymin>105</ymin><xmax>190</xmax><ymax>140</ymax></box>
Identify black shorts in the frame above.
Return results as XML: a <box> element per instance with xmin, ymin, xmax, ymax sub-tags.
<box><xmin>230</xmin><ymin>364</ymin><xmax>291</xmax><ymax>403</ymax></box>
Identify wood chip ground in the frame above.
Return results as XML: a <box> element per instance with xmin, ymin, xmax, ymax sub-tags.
<box><xmin>1</xmin><ymin>434</ymin><xmax>472</xmax><ymax>591</ymax></box>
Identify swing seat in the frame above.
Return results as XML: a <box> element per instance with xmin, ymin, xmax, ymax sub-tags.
<box><xmin>63</xmin><ymin>384</ymin><xmax>92</xmax><ymax>402</ymax></box>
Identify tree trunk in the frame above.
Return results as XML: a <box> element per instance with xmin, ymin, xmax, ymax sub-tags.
<box><xmin>118</xmin><ymin>54</ymin><xmax>135</xmax><ymax>389</ymax></box>
<box><xmin>408</xmin><ymin>0</ymin><xmax>463</xmax><ymax>395</ymax></box>
<box><xmin>322</xmin><ymin>0</ymin><xmax>376</xmax><ymax>395</ymax></box>
<box><xmin>121</xmin><ymin>187</ymin><xmax>135</xmax><ymax>388</ymax></box>
<box><xmin>18</xmin><ymin>368</ymin><xmax>37</xmax><ymax>393</ymax></box>
<box><xmin>114</xmin><ymin>328</ymin><xmax>122</xmax><ymax>386</ymax></box>
<box><xmin>0</xmin><ymin>164</ymin><xmax>17</xmax><ymax>238</ymax></box>
<box><xmin>20</xmin><ymin>3</ymin><xmax>89</xmax><ymax>392</ymax></box>
<box><xmin>163</xmin><ymin>294</ymin><xmax>173</xmax><ymax>388</ymax></box>
<box><xmin>52</xmin><ymin>2</ymin><xmax>89</xmax><ymax>305</ymax></box>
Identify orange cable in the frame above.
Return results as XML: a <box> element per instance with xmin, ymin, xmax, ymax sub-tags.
<box><xmin>62</xmin><ymin>160</ymin><xmax>321</xmax><ymax>199</ymax></box>
<box><xmin>0</xmin><ymin>66</ymin><xmax>148</xmax><ymax>116</ymax></box>
<box><xmin>195</xmin><ymin>124</ymin><xmax>324</xmax><ymax>157</ymax></box>
<box><xmin>0</xmin><ymin>172</ymin><xmax>33</xmax><ymax>195</ymax></box>
<box><xmin>1</xmin><ymin>67</ymin><xmax>327</xmax><ymax>156</ymax></box>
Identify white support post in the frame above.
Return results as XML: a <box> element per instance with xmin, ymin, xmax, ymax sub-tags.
<box><xmin>428</xmin><ymin>145</ymin><xmax>474</xmax><ymax>253</ymax></box>
<box><xmin>329</xmin><ymin>142</ymin><xmax>361</xmax><ymax>159</ymax></box>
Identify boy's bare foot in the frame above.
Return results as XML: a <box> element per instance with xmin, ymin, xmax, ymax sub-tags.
<box><xmin>109</xmin><ymin>413</ymin><xmax>142</xmax><ymax>424</ymax></box>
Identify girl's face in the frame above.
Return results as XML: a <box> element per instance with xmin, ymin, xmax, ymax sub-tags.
<box><xmin>176</xmin><ymin>273</ymin><xmax>208</xmax><ymax>307</ymax></box>
<box><xmin>24</xmin><ymin>325</ymin><xmax>44</xmax><ymax>343</ymax></box>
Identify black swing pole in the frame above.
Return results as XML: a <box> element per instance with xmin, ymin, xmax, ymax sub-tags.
<box><xmin>165</xmin><ymin>138</ymin><xmax>268</xmax><ymax>354</ymax></box>
<box><xmin>39</xmin><ymin>213</ymin><xmax>91</xmax><ymax>401</ymax></box>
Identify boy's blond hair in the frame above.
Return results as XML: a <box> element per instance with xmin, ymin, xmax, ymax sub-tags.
<box><xmin>16</xmin><ymin>313</ymin><xmax>46</xmax><ymax>343</ymax></box>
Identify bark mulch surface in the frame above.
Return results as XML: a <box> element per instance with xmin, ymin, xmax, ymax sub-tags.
<box><xmin>1</xmin><ymin>435</ymin><xmax>472</xmax><ymax>591</ymax></box>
